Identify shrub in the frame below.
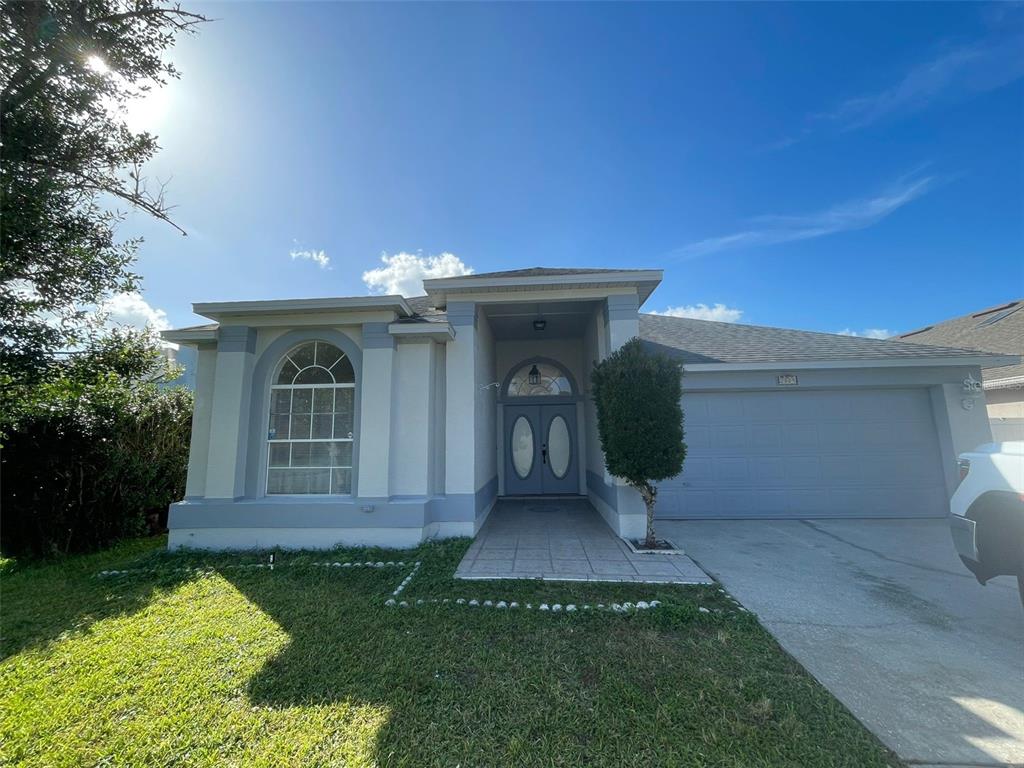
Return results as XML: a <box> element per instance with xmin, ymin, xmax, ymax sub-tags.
<box><xmin>1</xmin><ymin>330</ymin><xmax>193</xmax><ymax>557</ymax></box>
<box><xmin>591</xmin><ymin>338</ymin><xmax>686</xmax><ymax>547</ymax></box>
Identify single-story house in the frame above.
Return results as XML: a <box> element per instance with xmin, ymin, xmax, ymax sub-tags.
<box><xmin>893</xmin><ymin>300</ymin><xmax>1024</xmax><ymax>442</ymax></box>
<box><xmin>162</xmin><ymin>267</ymin><xmax>1016</xmax><ymax>550</ymax></box>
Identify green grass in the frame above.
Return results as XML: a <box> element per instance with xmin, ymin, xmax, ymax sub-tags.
<box><xmin>0</xmin><ymin>536</ymin><xmax>901</xmax><ymax>767</ymax></box>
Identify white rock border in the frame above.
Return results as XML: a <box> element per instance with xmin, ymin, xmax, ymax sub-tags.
<box><xmin>96</xmin><ymin>559</ymin><xmax>414</xmax><ymax>579</ymax></box>
<box><xmin>383</xmin><ymin>597</ymin><xmax>665</xmax><ymax>613</ymax></box>
<box><xmin>390</xmin><ymin>561</ymin><xmax>422</xmax><ymax>596</ymax></box>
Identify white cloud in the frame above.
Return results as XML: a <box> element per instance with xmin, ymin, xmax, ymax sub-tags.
<box><xmin>651</xmin><ymin>303</ymin><xmax>744</xmax><ymax>323</ymax></box>
<box><xmin>837</xmin><ymin>328</ymin><xmax>892</xmax><ymax>340</ymax></box>
<box><xmin>821</xmin><ymin>35</ymin><xmax>1024</xmax><ymax>132</ymax></box>
<box><xmin>362</xmin><ymin>252</ymin><xmax>474</xmax><ymax>296</ymax></box>
<box><xmin>98</xmin><ymin>291</ymin><xmax>171</xmax><ymax>333</ymax></box>
<box><xmin>290</xmin><ymin>247</ymin><xmax>331</xmax><ymax>270</ymax></box>
<box><xmin>770</xmin><ymin>30</ymin><xmax>1024</xmax><ymax>148</ymax></box>
<box><xmin>674</xmin><ymin>172</ymin><xmax>935</xmax><ymax>259</ymax></box>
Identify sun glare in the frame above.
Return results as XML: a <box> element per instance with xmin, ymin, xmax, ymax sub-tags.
<box><xmin>86</xmin><ymin>54</ymin><xmax>110</xmax><ymax>75</ymax></box>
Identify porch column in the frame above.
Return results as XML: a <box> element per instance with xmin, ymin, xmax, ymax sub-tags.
<box><xmin>445</xmin><ymin>302</ymin><xmax>477</xmax><ymax>496</ymax></box>
<box><xmin>357</xmin><ymin>322</ymin><xmax>395</xmax><ymax>498</ymax></box>
<box><xmin>184</xmin><ymin>343</ymin><xmax>217</xmax><ymax>499</ymax></box>
<box><xmin>604</xmin><ymin>292</ymin><xmax>647</xmax><ymax>538</ymax></box>
<box><xmin>389</xmin><ymin>339</ymin><xmax>436</xmax><ymax>496</ymax></box>
<box><xmin>606</xmin><ymin>293</ymin><xmax>640</xmax><ymax>351</ymax></box>
<box><xmin>204</xmin><ymin>326</ymin><xmax>256</xmax><ymax>499</ymax></box>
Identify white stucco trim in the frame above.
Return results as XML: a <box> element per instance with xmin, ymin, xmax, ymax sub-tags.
<box><xmin>194</xmin><ymin>296</ymin><xmax>412</xmax><ymax>321</ymax></box>
<box><xmin>163</xmin><ymin>328</ymin><xmax>217</xmax><ymax>344</ymax></box>
<box><xmin>424</xmin><ymin>271</ymin><xmax>663</xmax><ymax>307</ymax></box>
<box><xmin>388</xmin><ymin>322</ymin><xmax>455</xmax><ymax>342</ymax></box>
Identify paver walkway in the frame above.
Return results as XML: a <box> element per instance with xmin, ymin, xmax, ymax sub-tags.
<box><xmin>455</xmin><ymin>497</ymin><xmax>711</xmax><ymax>584</ymax></box>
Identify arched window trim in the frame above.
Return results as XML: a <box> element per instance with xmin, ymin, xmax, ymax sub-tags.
<box><xmin>499</xmin><ymin>356</ymin><xmax>580</xmax><ymax>402</ymax></box>
<box><xmin>266</xmin><ymin>340</ymin><xmax>356</xmax><ymax>496</ymax></box>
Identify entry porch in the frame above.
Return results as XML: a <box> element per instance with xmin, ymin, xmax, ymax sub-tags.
<box><xmin>455</xmin><ymin>498</ymin><xmax>710</xmax><ymax>584</ymax></box>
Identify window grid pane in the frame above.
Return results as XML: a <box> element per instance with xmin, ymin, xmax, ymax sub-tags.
<box><xmin>267</xmin><ymin>343</ymin><xmax>354</xmax><ymax>495</ymax></box>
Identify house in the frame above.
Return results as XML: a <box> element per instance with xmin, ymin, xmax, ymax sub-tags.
<box><xmin>161</xmin><ymin>267</ymin><xmax>1015</xmax><ymax>550</ymax></box>
<box><xmin>893</xmin><ymin>300</ymin><xmax>1024</xmax><ymax>442</ymax></box>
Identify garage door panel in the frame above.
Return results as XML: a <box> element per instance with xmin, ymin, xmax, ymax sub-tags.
<box><xmin>750</xmin><ymin>457</ymin><xmax>788</xmax><ymax>485</ymax></box>
<box><xmin>781</xmin><ymin>423</ymin><xmax>819</xmax><ymax>451</ymax></box>
<box><xmin>710</xmin><ymin>425</ymin><xmax>746</xmax><ymax>451</ymax></box>
<box><xmin>750</xmin><ymin>425</ymin><xmax>782</xmax><ymax>451</ymax></box>
<box><xmin>712</xmin><ymin>457</ymin><xmax>749</xmax><ymax>483</ymax></box>
<box><xmin>659</xmin><ymin>388</ymin><xmax>946</xmax><ymax>519</ymax></box>
<box><xmin>784</xmin><ymin>457</ymin><xmax>822</xmax><ymax>485</ymax></box>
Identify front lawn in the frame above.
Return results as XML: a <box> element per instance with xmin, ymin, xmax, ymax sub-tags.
<box><xmin>0</xmin><ymin>537</ymin><xmax>899</xmax><ymax>767</ymax></box>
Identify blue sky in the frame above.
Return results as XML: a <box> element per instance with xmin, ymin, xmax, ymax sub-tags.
<box><xmin>110</xmin><ymin>1</ymin><xmax>1023</xmax><ymax>338</ymax></box>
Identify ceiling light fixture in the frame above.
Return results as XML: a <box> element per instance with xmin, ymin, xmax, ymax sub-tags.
<box><xmin>528</xmin><ymin>364</ymin><xmax>541</xmax><ymax>385</ymax></box>
<box><xmin>533</xmin><ymin>319</ymin><xmax>546</xmax><ymax>331</ymax></box>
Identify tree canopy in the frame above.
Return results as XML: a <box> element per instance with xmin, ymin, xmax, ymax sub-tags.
<box><xmin>0</xmin><ymin>0</ymin><xmax>207</xmax><ymax>383</ymax></box>
<box><xmin>591</xmin><ymin>337</ymin><xmax>686</xmax><ymax>546</ymax></box>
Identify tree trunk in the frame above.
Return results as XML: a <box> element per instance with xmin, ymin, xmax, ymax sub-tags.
<box><xmin>637</xmin><ymin>482</ymin><xmax>658</xmax><ymax>549</ymax></box>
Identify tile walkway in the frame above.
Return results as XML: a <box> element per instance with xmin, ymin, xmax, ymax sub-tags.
<box><xmin>454</xmin><ymin>497</ymin><xmax>712</xmax><ymax>584</ymax></box>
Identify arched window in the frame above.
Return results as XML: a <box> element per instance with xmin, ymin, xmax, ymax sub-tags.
<box><xmin>506</xmin><ymin>361</ymin><xmax>573</xmax><ymax>397</ymax></box>
<box><xmin>267</xmin><ymin>341</ymin><xmax>355</xmax><ymax>495</ymax></box>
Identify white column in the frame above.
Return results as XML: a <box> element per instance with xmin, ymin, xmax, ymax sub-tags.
<box><xmin>604</xmin><ymin>293</ymin><xmax>647</xmax><ymax>537</ymax></box>
<box><xmin>184</xmin><ymin>344</ymin><xmax>217</xmax><ymax>498</ymax></box>
<box><xmin>445</xmin><ymin>302</ymin><xmax>477</xmax><ymax>496</ymax></box>
<box><xmin>606</xmin><ymin>293</ymin><xmax>640</xmax><ymax>351</ymax></box>
<box><xmin>357</xmin><ymin>323</ymin><xmax>395</xmax><ymax>498</ymax></box>
<box><xmin>204</xmin><ymin>326</ymin><xmax>256</xmax><ymax>499</ymax></box>
<box><xmin>389</xmin><ymin>340</ymin><xmax>434</xmax><ymax>496</ymax></box>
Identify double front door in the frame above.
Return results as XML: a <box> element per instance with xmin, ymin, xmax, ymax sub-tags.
<box><xmin>504</xmin><ymin>402</ymin><xmax>578</xmax><ymax>495</ymax></box>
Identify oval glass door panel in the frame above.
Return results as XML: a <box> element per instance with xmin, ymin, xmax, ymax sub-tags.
<box><xmin>511</xmin><ymin>416</ymin><xmax>534</xmax><ymax>479</ymax></box>
<box><xmin>547</xmin><ymin>415</ymin><xmax>571</xmax><ymax>479</ymax></box>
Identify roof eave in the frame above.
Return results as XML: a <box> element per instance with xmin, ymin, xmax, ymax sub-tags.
<box><xmin>387</xmin><ymin>321</ymin><xmax>455</xmax><ymax>342</ymax></box>
<box><xmin>161</xmin><ymin>328</ymin><xmax>218</xmax><ymax>345</ymax></box>
<box><xmin>192</xmin><ymin>295</ymin><xmax>412</xmax><ymax>321</ymax></box>
<box><xmin>423</xmin><ymin>270</ymin><xmax>664</xmax><ymax>308</ymax></box>
<box><xmin>681</xmin><ymin>354</ymin><xmax>1019</xmax><ymax>372</ymax></box>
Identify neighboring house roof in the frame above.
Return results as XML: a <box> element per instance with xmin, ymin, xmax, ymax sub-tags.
<box><xmin>892</xmin><ymin>300</ymin><xmax>1024</xmax><ymax>388</ymax></box>
<box><xmin>639</xmin><ymin>313</ymin><xmax>1017</xmax><ymax>369</ymax></box>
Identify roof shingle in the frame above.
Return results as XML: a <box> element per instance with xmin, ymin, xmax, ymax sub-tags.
<box><xmin>639</xmin><ymin>313</ymin><xmax>1007</xmax><ymax>365</ymax></box>
<box><xmin>892</xmin><ymin>300</ymin><xmax>1024</xmax><ymax>383</ymax></box>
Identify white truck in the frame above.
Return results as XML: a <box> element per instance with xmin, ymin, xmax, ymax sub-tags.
<box><xmin>949</xmin><ymin>441</ymin><xmax>1024</xmax><ymax>605</ymax></box>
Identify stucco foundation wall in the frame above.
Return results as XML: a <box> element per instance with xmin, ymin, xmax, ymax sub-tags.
<box><xmin>169</xmin><ymin>527</ymin><xmax>427</xmax><ymax>550</ymax></box>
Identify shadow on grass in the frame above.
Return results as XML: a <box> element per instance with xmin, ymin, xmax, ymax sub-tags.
<box><xmin>0</xmin><ymin>537</ymin><xmax>202</xmax><ymax>659</ymax></box>
<box><xmin>220</xmin><ymin>541</ymin><xmax>899</xmax><ymax>768</ymax></box>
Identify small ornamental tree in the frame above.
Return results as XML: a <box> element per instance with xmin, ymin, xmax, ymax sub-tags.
<box><xmin>591</xmin><ymin>337</ymin><xmax>686</xmax><ymax>548</ymax></box>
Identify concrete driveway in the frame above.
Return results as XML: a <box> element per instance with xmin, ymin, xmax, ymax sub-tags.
<box><xmin>661</xmin><ymin>518</ymin><xmax>1024</xmax><ymax>768</ymax></box>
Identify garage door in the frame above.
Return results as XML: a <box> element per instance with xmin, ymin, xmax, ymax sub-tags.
<box><xmin>655</xmin><ymin>389</ymin><xmax>947</xmax><ymax>519</ymax></box>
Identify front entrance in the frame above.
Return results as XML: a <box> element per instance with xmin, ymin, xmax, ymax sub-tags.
<box><xmin>504</xmin><ymin>402</ymin><xmax>578</xmax><ymax>495</ymax></box>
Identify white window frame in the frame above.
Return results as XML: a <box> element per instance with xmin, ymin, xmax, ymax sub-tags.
<box><xmin>266</xmin><ymin>343</ymin><xmax>356</xmax><ymax>496</ymax></box>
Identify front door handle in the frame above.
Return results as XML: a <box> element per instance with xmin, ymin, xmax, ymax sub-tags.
<box><xmin>541</xmin><ymin>444</ymin><xmax>547</xmax><ymax>465</ymax></box>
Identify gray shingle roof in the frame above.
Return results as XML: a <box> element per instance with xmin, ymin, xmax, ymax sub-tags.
<box><xmin>440</xmin><ymin>267</ymin><xmax>656</xmax><ymax>280</ymax></box>
<box><xmin>398</xmin><ymin>295</ymin><xmax>448</xmax><ymax>324</ymax></box>
<box><xmin>892</xmin><ymin>300</ymin><xmax>1024</xmax><ymax>383</ymax></box>
<box><xmin>639</xmin><ymin>313</ymin><xmax>1004</xmax><ymax>366</ymax></box>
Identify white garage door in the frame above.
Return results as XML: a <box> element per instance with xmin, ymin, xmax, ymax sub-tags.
<box><xmin>655</xmin><ymin>389</ymin><xmax>948</xmax><ymax>519</ymax></box>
